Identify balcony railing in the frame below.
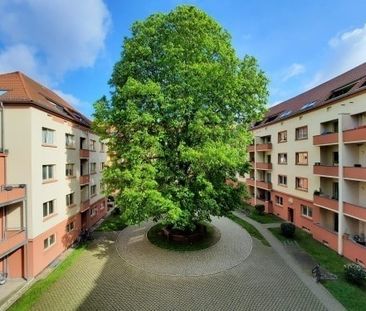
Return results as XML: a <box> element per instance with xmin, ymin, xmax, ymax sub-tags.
<box><xmin>79</xmin><ymin>149</ymin><xmax>90</xmax><ymax>158</ymax></box>
<box><xmin>313</xmin><ymin>165</ymin><xmax>339</xmax><ymax>178</ymax></box>
<box><xmin>343</xmin><ymin>236</ymin><xmax>366</xmax><ymax>266</ymax></box>
<box><xmin>313</xmin><ymin>133</ymin><xmax>338</xmax><ymax>146</ymax></box>
<box><xmin>79</xmin><ymin>175</ymin><xmax>90</xmax><ymax>185</ymax></box>
<box><xmin>248</xmin><ymin>143</ymin><xmax>272</xmax><ymax>152</ymax></box>
<box><xmin>312</xmin><ymin>223</ymin><xmax>338</xmax><ymax>250</ymax></box>
<box><xmin>344</xmin><ymin>202</ymin><xmax>366</xmax><ymax>221</ymax></box>
<box><xmin>343</xmin><ymin>166</ymin><xmax>366</xmax><ymax>181</ymax></box>
<box><xmin>80</xmin><ymin>199</ymin><xmax>90</xmax><ymax>212</ymax></box>
<box><xmin>313</xmin><ymin>194</ymin><xmax>338</xmax><ymax>212</ymax></box>
<box><xmin>0</xmin><ymin>185</ymin><xmax>25</xmax><ymax>205</ymax></box>
<box><xmin>0</xmin><ymin>229</ymin><xmax>26</xmax><ymax>256</ymax></box>
<box><xmin>255</xmin><ymin>162</ymin><xmax>272</xmax><ymax>170</ymax></box>
<box><xmin>245</xmin><ymin>179</ymin><xmax>272</xmax><ymax>190</ymax></box>
<box><xmin>344</xmin><ymin>126</ymin><xmax>366</xmax><ymax>144</ymax></box>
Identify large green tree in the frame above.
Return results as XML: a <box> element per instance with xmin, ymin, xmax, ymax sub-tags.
<box><xmin>94</xmin><ymin>5</ymin><xmax>268</xmax><ymax>231</ymax></box>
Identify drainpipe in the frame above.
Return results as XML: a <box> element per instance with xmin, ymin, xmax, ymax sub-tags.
<box><xmin>254</xmin><ymin>137</ymin><xmax>257</xmax><ymax>205</ymax></box>
<box><xmin>0</xmin><ymin>101</ymin><xmax>4</xmax><ymax>153</ymax></box>
<box><xmin>337</xmin><ymin>112</ymin><xmax>349</xmax><ymax>256</ymax></box>
<box><xmin>23</xmin><ymin>184</ymin><xmax>29</xmax><ymax>280</ymax></box>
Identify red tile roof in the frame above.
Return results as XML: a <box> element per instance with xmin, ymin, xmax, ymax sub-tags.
<box><xmin>0</xmin><ymin>71</ymin><xmax>91</xmax><ymax>127</ymax></box>
<box><xmin>253</xmin><ymin>62</ymin><xmax>366</xmax><ymax>128</ymax></box>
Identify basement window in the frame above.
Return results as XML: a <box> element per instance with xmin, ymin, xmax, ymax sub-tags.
<box><xmin>328</xmin><ymin>82</ymin><xmax>357</xmax><ymax>100</ymax></box>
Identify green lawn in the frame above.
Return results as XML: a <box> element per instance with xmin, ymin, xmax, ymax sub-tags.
<box><xmin>227</xmin><ymin>213</ymin><xmax>270</xmax><ymax>246</ymax></box>
<box><xmin>96</xmin><ymin>212</ymin><xmax>127</xmax><ymax>232</ymax></box>
<box><xmin>9</xmin><ymin>244</ymin><xmax>87</xmax><ymax>311</ymax></box>
<box><xmin>240</xmin><ymin>203</ymin><xmax>283</xmax><ymax>224</ymax></box>
<box><xmin>269</xmin><ymin>227</ymin><xmax>366</xmax><ymax>311</ymax></box>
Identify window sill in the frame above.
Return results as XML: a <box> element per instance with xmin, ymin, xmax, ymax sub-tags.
<box><xmin>42</xmin><ymin>144</ymin><xmax>57</xmax><ymax>148</ymax></box>
<box><xmin>278</xmin><ymin>184</ymin><xmax>287</xmax><ymax>187</ymax></box>
<box><xmin>90</xmin><ymin>194</ymin><xmax>97</xmax><ymax>198</ymax></box>
<box><xmin>295</xmin><ymin>138</ymin><xmax>308</xmax><ymax>141</ymax></box>
<box><xmin>295</xmin><ymin>188</ymin><xmax>308</xmax><ymax>192</ymax></box>
<box><xmin>66</xmin><ymin>146</ymin><xmax>76</xmax><ymax>150</ymax></box>
<box><xmin>278</xmin><ymin>141</ymin><xmax>287</xmax><ymax>144</ymax></box>
<box><xmin>301</xmin><ymin>214</ymin><xmax>313</xmax><ymax>220</ymax></box>
<box><xmin>295</xmin><ymin>164</ymin><xmax>309</xmax><ymax>166</ymax></box>
<box><xmin>66</xmin><ymin>176</ymin><xmax>76</xmax><ymax>180</ymax></box>
<box><xmin>42</xmin><ymin>179</ymin><xmax>58</xmax><ymax>184</ymax></box>
<box><xmin>275</xmin><ymin>203</ymin><xmax>283</xmax><ymax>207</ymax></box>
<box><xmin>67</xmin><ymin>203</ymin><xmax>77</xmax><ymax>209</ymax></box>
<box><xmin>278</xmin><ymin>163</ymin><xmax>288</xmax><ymax>165</ymax></box>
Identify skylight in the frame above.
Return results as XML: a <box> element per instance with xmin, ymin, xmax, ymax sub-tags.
<box><xmin>328</xmin><ymin>82</ymin><xmax>357</xmax><ymax>100</ymax></box>
<box><xmin>0</xmin><ymin>90</ymin><xmax>7</xmax><ymax>96</ymax></box>
<box><xmin>300</xmin><ymin>101</ymin><xmax>316</xmax><ymax>110</ymax></box>
<box><xmin>278</xmin><ymin>110</ymin><xmax>292</xmax><ymax>119</ymax></box>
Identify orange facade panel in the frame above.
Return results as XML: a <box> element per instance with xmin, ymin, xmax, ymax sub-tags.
<box><xmin>312</xmin><ymin>223</ymin><xmax>338</xmax><ymax>250</ymax></box>
<box><xmin>0</xmin><ymin>187</ymin><xmax>25</xmax><ymax>205</ymax></box>
<box><xmin>313</xmin><ymin>133</ymin><xmax>338</xmax><ymax>146</ymax></box>
<box><xmin>343</xmin><ymin>237</ymin><xmax>366</xmax><ymax>266</ymax></box>
<box><xmin>313</xmin><ymin>195</ymin><xmax>338</xmax><ymax>212</ymax></box>
<box><xmin>256</xmin><ymin>180</ymin><xmax>272</xmax><ymax>190</ymax></box>
<box><xmin>79</xmin><ymin>149</ymin><xmax>90</xmax><ymax>158</ymax></box>
<box><xmin>0</xmin><ymin>230</ymin><xmax>26</xmax><ymax>256</ymax></box>
<box><xmin>246</xmin><ymin>178</ymin><xmax>255</xmax><ymax>187</ymax></box>
<box><xmin>79</xmin><ymin>175</ymin><xmax>90</xmax><ymax>185</ymax></box>
<box><xmin>343</xmin><ymin>167</ymin><xmax>366</xmax><ymax>181</ymax></box>
<box><xmin>344</xmin><ymin>126</ymin><xmax>366</xmax><ymax>143</ymax></box>
<box><xmin>313</xmin><ymin>165</ymin><xmax>339</xmax><ymax>177</ymax></box>
<box><xmin>248</xmin><ymin>143</ymin><xmax>272</xmax><ymax>152</ymax></box>
<box><xmin>80</xmin><ymin>199</ymin><xmax>90</xmax><ymax>212</ymax></box>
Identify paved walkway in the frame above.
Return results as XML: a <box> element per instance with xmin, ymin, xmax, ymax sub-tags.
<box><xmin>116</xmin><ymin>217</ymin><xmax>252</xmax><ymax>276</ymax></box>
<box><xmin>26</xmin><ymin>216</ymin><xmax>333</xmax><ymax>311</ymax></box>
<box><xmin>233</xmin><ymin>211</ymin><xmax>345</xmax><ymax>311</ymax></box>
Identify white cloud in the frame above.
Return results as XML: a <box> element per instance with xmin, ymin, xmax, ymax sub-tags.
<box><xmin>306</xmin><ymin>23</ymin><xmax>366</xmax><ymax>89</ymax></box>
<box><xmin>53</xmin><ymin>89</ymin><xmax>89</xmax><ymax>109</ymax></box>
<box><xmin>282</xmin><ymin>63</ymin><xmax>305</xmax><ymax>81</ymax></box>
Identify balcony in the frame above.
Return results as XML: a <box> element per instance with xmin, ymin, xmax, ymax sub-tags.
<box><xmin>79</xmin><ymin>175</ymin><xmax>90</xmax><ymax>185</ymax></box>
<box><xmin>344</xmin><ymin>126</ymin><xmax>366</xmax><ymax>144</ymax></box>
<box><xmin>314</xmin><ymin>194</ymin><xmax>338</xmax><ymax>212</ymax></box>
<box><xmin>79</xmin><ymin>149</ymin><xmax>89</xmax><ymax>158</ymax></box>
<box><xmin>343</xmin><ymin>166</ymin><xmax>366</xmax><ymax>181</ymax></box>
<box><xmin>248</xmin><ymin>143</ymin><xmax>272</xmax><ymax>152</ymax></box>
<box><xmin>313</xmin><ymin>133</ymin><xmax>338</xmax><ymax>146</ymax></box>
<box><xmin>313</xmin><ymin>165</ymin><xmax>339</xmax><ymax>178</ymax></box>
<box><xmin>0</xmin><ymin>185</ymin><xmax>25</xmax><ymax>205</ymax></box>
<box><xmin>80</xmin><ymin>199</ymin><xmax>90</xmax><ymax>212</ymax></box>
<box><xmin>0</xmin><ymin>230</ymin><xmax>26</xmax><ymax>256</ymax></box>
<box><xmin>312</xmin><ymin>223</ymin><xmax>338</xmax><ymax>250</ymax></box>
<box><xmin>343</xmin><ymin>236</ymin><xmax>366</xmax><ymax>265</ymax></box>
<box><xmin>245</xmin><ymin>179</ymin><xmax>272</xmax><ymax>190</ymax></box>
<box><xmin>344</xmin><ymin>202</ymin><xmax>366</xmax><ymax>221</ymax></box>
<box><xmin>255</xmin><ymin>162</ymin><xmax>272</xmax><ymax>170</ymax></box>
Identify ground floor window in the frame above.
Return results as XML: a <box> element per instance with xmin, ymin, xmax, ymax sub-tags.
<box><xmin>275</xmin><ymin>195</ymin><xmax>283</xmax><ymax>206</ymax></box>
<box><xmin>44</xmin><ymin>234</ymin><xmax>56</xmax><ymax>249</ymax></box>
<box><xmin>301</xmin><ymin>205</ymin><xmax>313</xmax><ymax>218</ymax></box>
<box><xmin>66</xmin><ymin>222</ymin><xmax>75</xmax><ymax>232</ymax></box>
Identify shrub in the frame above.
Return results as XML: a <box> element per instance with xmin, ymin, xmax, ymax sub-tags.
<box><xmin>254</xmin><ymin>204</ymin><xmax>265</xmax><ymax>215</ymax></box>
<box><xmin>280</xmin><ymin>222</ymin><xmax>296</xmax><ymax>238</ymax></box>
<box><xmin>344</xmin><ymin>263</ymin><xmax>366</xmax><ymax>285</ymax></box>
<box><xmin>112</xmin><ymin>207</ymin><xmax>121</xmax><ymax>215</ymax></box>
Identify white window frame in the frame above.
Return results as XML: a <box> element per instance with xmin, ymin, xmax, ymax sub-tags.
<box><xmin>278</xmin><ymin>175</ymin><xmax>287</xmax><ymax>186</ymax></box>
<box><xmin>42</xmin><ymin>127</ymin><xmax>55</xmax><ymax>145</ymax></box>
<box><xmin>65</xmin><ymin>134</ymin><xmax>75</xmax><ymax>148</ymax></box>
<box><xmin>90</xmin><ymin>185</ymin><xmax>97</xmax><ymax>196</ymax></box>
<box><xmin>296</xmin><ymin>126</ymin><xmax>308</xmax><ymax>140</ymax></box>
<box><xmin>43</xmin><ymin>200</ymin><xmax>55</xmax><ymax>218</ymax></box>
<box><xmin>90</xmin><ymin>207</ymin><xmax>97</xmax><ymax>217</ymax></box>
<box><xmin>43</xmin><ymin>234</ymin><xmax>56</xmax><ymax>249</ymax></box>
<box><xmin>278</xmin><ymin>153</ymin><xmax>287</xmax><ymax>164</ymax></box>
<box><xmin>90</xmin><ymin>162</ymin><xmax>97</xmax><ymax>174</ymax></box>
<box><xmin>42</xmin><ymin>165</ymin><xmax>55</xmax><ymax>181</ymax></box>
<box><xmin>66</xmin><ymin>222</ymin><xmax>75</xmax><ymax>232</ymax></box>
<box><xmin>66</xmin><ymin>192</ymin><xmax>74</xmax><ymax>206</ymax></box>
<box><xmin>301</xmin><ymin>205</ymin><xmax>313</xmax><ymax>218</ymax></box>
<box><xmin>275</xmin><ymin>195</ymin><xmax>283</xmax><ymax>206</ymax></box>
<box><xmin>65</xmin><ymin>163</ymin><xmax>74</xmax><ymax>177</ymax></box>
<box><xmin>90</xmin><ymin>139</ymin><xmax>96</xmax><ymax>151</ymax></box>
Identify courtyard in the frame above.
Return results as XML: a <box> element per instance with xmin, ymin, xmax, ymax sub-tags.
<box><xmin>13</xmin><ymin>216</ymin><xmax>342</xmax><ymax>311</ymax></box>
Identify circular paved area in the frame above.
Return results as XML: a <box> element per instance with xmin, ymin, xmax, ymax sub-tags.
<box><xmin>115</xmin><ymin>217</ymin><xmax>252</xmax><ymax>276</ymax></box>
<box><xmin>30</xmin><ymin>218</ymin><xmax>327</xmax><ymax>311</ymax></box>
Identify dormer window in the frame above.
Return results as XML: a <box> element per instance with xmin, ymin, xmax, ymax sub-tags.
<box><xmin>328</xmin><ymin>82</ymin><xmax>357</xmax><ymax>100</ymax></box>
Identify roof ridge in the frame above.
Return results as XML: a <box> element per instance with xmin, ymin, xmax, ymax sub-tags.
<box><xmin>17</xmin><ymin>72</ymin><xmax>32</xmax><ymax>100</ymax></box>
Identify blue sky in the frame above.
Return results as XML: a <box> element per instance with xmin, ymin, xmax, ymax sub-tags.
<box><xmin>1</xmin><ymin>0</ymin><xmax>366</xmax><ymax>117</ymax></box>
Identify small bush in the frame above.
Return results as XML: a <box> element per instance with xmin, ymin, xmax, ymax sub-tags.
<box><xmin>254</xmin><ymin>204</ymin><xmax>265</xmax><ymax>215</ymax></box>
<box><xmin>344</xmin><ymin>263</ymin><xmax>366</xmax><ymax>285</ymax></box>
<box><xmin>280</xmin><ymin>222</ymin><xmax>296</xmax><ymax>238</ymax></box>
<box><xmin>112</xmin><ymin>207</ymin><xmax>121</xmax><ymax>215</ymax></box>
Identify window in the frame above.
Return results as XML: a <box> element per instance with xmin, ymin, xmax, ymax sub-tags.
<box><xmin>90</xmin><ymin>162</ymin><xmax>97</xmax><ymax>174</ymax></box>
<box><xmin>42</xmin><ymin>127</ymin><xmax>55</xmax><ymax>145</ymax></box>
<box><xmin>100</xmin><ymin>202</ymin><xmax>105</xmax><ymax>210</ymax></box>
<box><xmin>295</xmin><ymin>152</ymin><xmax>308</xmax><ymax>165</ymax></box>
<box><xmin>43</xmin><ymin>200</ymin><xmax>55</xmax><ymax>217</ymax></box>
<box><xmin>100</xmin><ymin>142</ymin><xmax>105</xmax><ymax>152</ymax></box>
<box><xmin>295</xmin><ymin>126</ymin><xmax>308</xmax><ymax>140</ymax></box>
<box><xmin>300</xmin><ymin>101</ymin><xmax>316</xmax><ymax>111</ymax></box>
<box><xmin>328</xmin><ymin>82</ymin><xmax>356</xmax><ymax>100</ymax></box>
<box><xmin>42</xmin><ymin>165</ymin><xmax>55</xmax><ymax>181</ymax></box>
<box><xmin>301</xmin><ymin>205</ymin><xmax>313</xmax><ymax>218</ymax></box>
<box><xmin>65</xmin><ymin>164</ymin><xmax>74</xmax><ymax>177</ymax></box>
<box><xmin>278</xmin><ymin>153</ymin><xmax>287</xmax><ymax>164</ymax></box>
<box><xmin>275</xmin><ymin>195</ymin><xmax>283</xmax><ymax>206</ymax></box>
<box><xmin>278</xmin><ymin>175</ymin><xmax>287</xmax><ymax>186</ymax></box>
<box><xmin>66</xmin><ymin>193</ymin><xmax>74</xmax><ymax>206</ymax></box>
<box><xmin>91</xmin><ymin>185</ymin><xmax>97</xmax><ymax>196</ymax></box>
<box><xmin>43</xmin><ymin>234</ymin><xmax>56</xmax><ymax>249</ymax></box>
<box><xmin>100</xmin><ymin>162</ymin><xmax>105</xmax><ymax>171</ymax></box>
<box><xmin>90</xmin><ymin>139</ymin><xmax>96</xmax><ymax>151</ymax></box>
<box><xmin>278</xmin><ymin>131</ymin><xmax>287</xmax><ymax>143</ymax></box>
<box><xmin>90</xmin><ymin>207</ymin><xmax>97</xmax><ymax>217</ymax></box>
<box><xmin>295</xmin><ymin>177</ymin><xmax>308</xmax><ymax>191</ymax></box>
<box><xmin>66</xmin><ymin>222</ymin><xmax>75</xmax><ymax>232</ymax></box>
<box><xmin>65</xmin><ymin>134</ymin><xmax>75</xmax><ymax>148</ymax></box>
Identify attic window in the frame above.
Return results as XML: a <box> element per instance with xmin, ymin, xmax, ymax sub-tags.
<box><xmin>300</xmin><ymin>101</ymin><xmax>316</xmax><ymax>110</ymax></box>
<box><xmin>0</xmin><ymin>90</ymin><xmax>7</xmax><ymax>96</ymax></box>
<box><xmin>264</xmin><ymin>114</ymin><xmax>278</xmax><ymax>123</ymax></box>
<box><xmin>253</xmin><ymin>120</ymin><xmax>262</xmax><ymax>127</ymax></box>
<box><xmin>278</xmin><ymin>110</ymin><xmax>292</xmax><ymax>119</ymax></box>
<box><xmin>361</xmin><ymin>80</ymin><xmax>366</xmax><ymax>88</ymax></box>
<box><xmin>328</xmin><ymin>82</ymin><xmax>357</xmax><ymax>100</ymax></box>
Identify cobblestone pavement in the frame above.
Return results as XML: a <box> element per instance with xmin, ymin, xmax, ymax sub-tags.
<box><xmin>116</xmin><ymin>217</ymin><xmax>252</xmax><ymax>276</ymax></box>
<box><xmin>30</xmin><ymin>218</ymin><xmax>327</xmax><ymax>311</ymax></box>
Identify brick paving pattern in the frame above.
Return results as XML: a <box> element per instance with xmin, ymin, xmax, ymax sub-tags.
<box><xmin>30</xmin><ymin>219</ymin><xmax>327</xmax><ymax>311</ymax></box>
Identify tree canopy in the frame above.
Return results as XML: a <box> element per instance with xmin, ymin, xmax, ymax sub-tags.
<box><xmin>94</xmin><ymin>5</ymin><xmax>268</xmax><ymax>231</ymax></box>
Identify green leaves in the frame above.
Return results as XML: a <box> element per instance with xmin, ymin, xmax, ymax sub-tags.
<box><xmin>93</xmin><ymin>5</ymin><xmax>268</xmax><ymax>231</ymax></box>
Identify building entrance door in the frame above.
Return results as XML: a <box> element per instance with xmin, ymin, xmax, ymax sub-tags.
<box><xmin>288</xmin><ymin>208</ymin><xmax>294</xmax><ymax>223</ymax></box>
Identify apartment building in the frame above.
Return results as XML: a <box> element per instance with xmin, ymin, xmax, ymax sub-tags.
<box><xmin>244</xmin><ymin>63</ymin><xmax>366</xmax><ymax>265</ymax></box>
<box><xmin>0</xmin><ymin>72</ymin><xmax>107</xmax><ymax>279</ymax></box>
